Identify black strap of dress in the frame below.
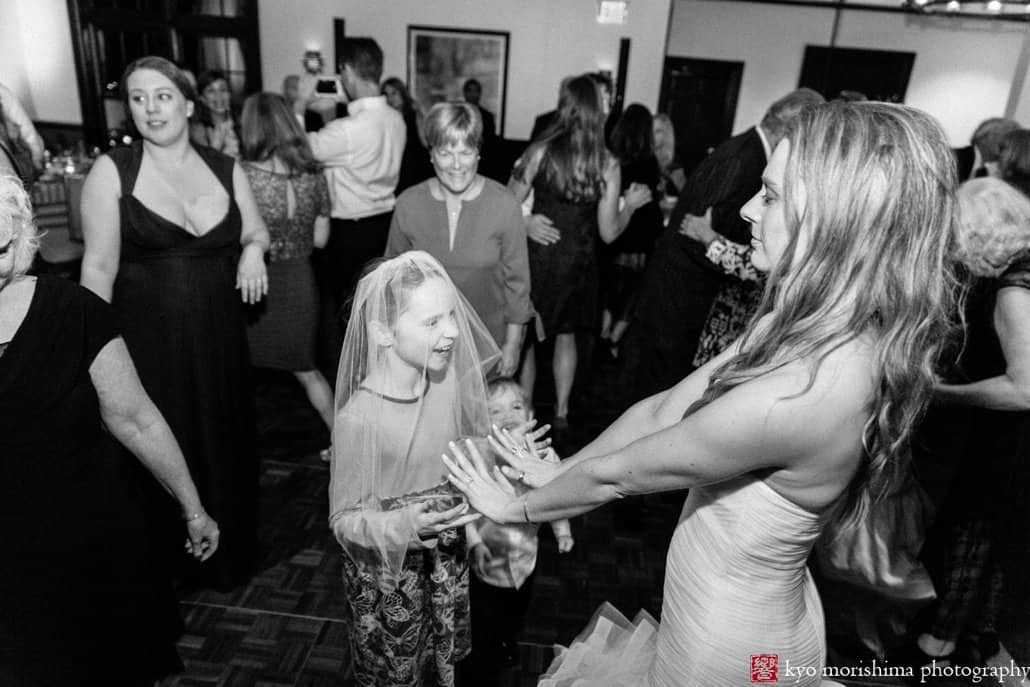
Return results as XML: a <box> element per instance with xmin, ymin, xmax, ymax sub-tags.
<box><xmin>108</xmin><ymin>140</ymin><xmax>236</xmax><ymax>201</ymax></box>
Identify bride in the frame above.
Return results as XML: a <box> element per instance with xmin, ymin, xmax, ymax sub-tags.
<box><xmin>443</xmin><ymin>101</ymin><xmax>959</xmax><ymax>686</ymax></box>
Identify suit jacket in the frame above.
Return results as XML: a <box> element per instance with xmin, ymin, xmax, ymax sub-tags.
<box><xmin>477</xmin><ymin>105</ymin><xmax>497</xmax><ymax>139</ymax></box>
<box><xmin>634</xmin><ymin>127</ymin><xmax>766</xmax><ymax>391</ymax></box>
<box><xmin>669</xmin><ymin>126</ymin><xmax>766</xmax><ymax>249</ymax></box>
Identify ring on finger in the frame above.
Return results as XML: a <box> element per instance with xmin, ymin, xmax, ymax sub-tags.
<box><xmin>518</xmin><ymin>470</ymin><xmax>526</xmax><ymax>481</ymax></box>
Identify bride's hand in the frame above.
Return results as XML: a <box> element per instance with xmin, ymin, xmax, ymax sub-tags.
<box><xmin>489</xmin><ymin>424</ymin><xmax>562</xmax><ymax>488</ymax></box>
<box><xmin>443</xmin><ymin>438</ymin><xmax>520</xmax><ymax>523</ymax></box>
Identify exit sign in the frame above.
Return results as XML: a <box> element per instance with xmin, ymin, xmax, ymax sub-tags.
<box><xmin>598</xmin><ymin>0</ymin><xmax>629</xmax><ymax>24</ymax></box>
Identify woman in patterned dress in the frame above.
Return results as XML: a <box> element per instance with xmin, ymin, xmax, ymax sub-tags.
<box><xmin>329</xmin><ymin>251</ymin><xmax>498</xmax><ymax>686</ymax></box>
<box><xmin>239</xmin><ymin>92</ymin><xmax>334</xmax><ymax>447</ymax></box>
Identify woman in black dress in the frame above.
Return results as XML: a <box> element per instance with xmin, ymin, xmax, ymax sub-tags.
<box><xmin>0</xmin><ymin>174</ymin><xmax>219</xmax><ymax>685</ymax></box>
<box><xmin>905</xmin><ymin>177</ymin><xmax>1030</xmax><ymax>667</ymax></box>
<box><xmin>382</xmin><ymin>77</ymin><xmax>433</xmax><ymax>194</ymax></box>
<box><xmin>601</xmin><ymin>103</ymin><xmax>664</xmax><ymax>359</ymax></box>
<box><xmin>80</xmin><ymin>56</ymin><xmax>271</xmax><ymax>588</ymax></box>
<box><xmin>510</xmin><ymin>74</ymin><xmax>649</xmax><ymax>421</ymax></box>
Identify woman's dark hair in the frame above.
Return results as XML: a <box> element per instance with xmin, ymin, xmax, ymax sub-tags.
<box><xmin>518</xmin><ymin>74</ymin><xmax>607</xmax><ymax>203</ymax></box>
<box><xmin>609</xmin><ymin>103</ymin><xmax>655</xmax><ymax>166</ymax></box>
<box><xmin>381</xmin><ymin>77</ymin><xmax>416</xmax><ymax>116</ymax></box>
<box><xmin>194</xmin><ymin>69</ymin><xmax>238</xmax><ymax>128</ymax></box>
<box><xmin>120</xmin><ymin>56</ymin><xmax>197</xmax><ymax>107</ymax></box>
<box><xmin>999</xmin><ymin>129</ymin><xmax>1030</xmax><ymax>198</ymax></box>
<box><xmin>239</xmin><ymin>92</ymin><xmax>321</xmax><ymax>174</ymax></box>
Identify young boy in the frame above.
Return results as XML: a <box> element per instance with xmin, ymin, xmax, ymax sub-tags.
<box><xmin>465</xmin><ymin>377</ymin><xmax>574</xmax><ymax>680</ymax></box>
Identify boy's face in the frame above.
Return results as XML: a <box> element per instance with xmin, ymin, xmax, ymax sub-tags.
<box><xmin>488</xmin><ymin>387</ymin><xmax>531</xmax><ymax>430</ymax></box>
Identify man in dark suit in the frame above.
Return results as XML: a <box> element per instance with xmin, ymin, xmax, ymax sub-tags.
<box><xmin>631</xmin><ymin>88</ymin><xmax>824</xmax><ymax>398</ymax></box>
<box><xmin>463</xmin><ymin>79</ymin><xmax>497</xmax><ymax>140</ymax></box>
<box><xmin>463</xmin><ymin>78</ymin><xmax>503</xmax><ymax>179</ymax></box>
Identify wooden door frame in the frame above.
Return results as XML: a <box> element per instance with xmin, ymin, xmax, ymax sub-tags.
<box><xmin>658</xmin><ymin>56</ymin><xmax>744</xmax><ymax>152</ymax></box>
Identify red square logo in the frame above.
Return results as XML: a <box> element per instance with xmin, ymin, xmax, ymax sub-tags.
<box><xmin>750</xmin><ymin>654</ymin><xmax>779</xmax><ymax>683</ymax></box>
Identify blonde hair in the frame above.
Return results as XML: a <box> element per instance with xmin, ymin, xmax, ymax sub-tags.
<box><xmin>691</xmin><ymin>102</ymin><xmax>959</xmax><ymax>528</ymax></box>
<box><xmin>0</xmin><ymin>175</ymin><xmax>39</xmax><ymax>281</ymax></box>
<box><xmin>424</xmin><ymin>102</ymin><xmax>483</xmax><ymax>151</ymax></box>
<box><xmin>954</xmin><ymin>177</ymin><xmax>1030</xmax><ymax>277</ymax></box>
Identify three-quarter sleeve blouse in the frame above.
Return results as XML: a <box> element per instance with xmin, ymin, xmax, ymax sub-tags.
<box><xmin>386</xmin><ymin>178</ymin><xmax>532</xmax><ymax>345</ymax></box>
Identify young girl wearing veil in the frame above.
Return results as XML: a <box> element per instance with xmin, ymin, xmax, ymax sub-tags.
<box><xmin>445</xmin><ymin>101</ymin><xmax>959</xmax><ymax>686</ymax></box>
<box><xmin>330</xmin><ymin>251</ymin><xmax>498</xmax><ymax>686</ymax></box>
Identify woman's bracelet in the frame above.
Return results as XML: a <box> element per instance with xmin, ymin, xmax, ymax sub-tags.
<box><xmin>183</xmin><ymin>511</ymin><xmax>206</xmax><ymax>523</ymax></box>
<box><xmin>522</xmin><ymin>496</ymin><xmax>533</xmax><ymax>524</ymax></box>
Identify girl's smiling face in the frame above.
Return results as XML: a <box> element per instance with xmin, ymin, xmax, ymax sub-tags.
<box><xmin>389</xmin><ymin>277</ymin><xmax>460</xmax><ymax>374</ymax></box>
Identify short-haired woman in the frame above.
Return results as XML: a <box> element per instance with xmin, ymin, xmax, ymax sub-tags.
<box><xmin>240</xmin><ymin>92</ymin><xmax>335</xmax><ymax>454</ymax></box>
<box><xmin>0</xmin><ymin>175</ymin><xmax>219</xmax><ymax>684</ymax></box>
<box><xmin>386</xmin><ymin>101</ymin><xmax>532</xmax><ymax>377</ymax></box>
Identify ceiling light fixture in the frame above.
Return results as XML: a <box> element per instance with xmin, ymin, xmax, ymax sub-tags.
<box><xmin>903</xmin><ymin>0</ymin><xmax>1030</xmax><ymax>16</ymax></box>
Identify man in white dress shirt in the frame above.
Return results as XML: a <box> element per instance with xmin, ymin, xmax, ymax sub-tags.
<box><xmin>307</xmin><ymin>37</ymin><xmax>405</xmax><ymax>376</ymax></box>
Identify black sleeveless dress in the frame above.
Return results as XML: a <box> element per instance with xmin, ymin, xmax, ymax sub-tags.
<box><xmin>108</xmin><ymin>141</ymin><xmax>259</xmax><ymax>588</ymax></box>
<box><xmin>528</xmin><ymin>176</ymin><xmax>600</xmax><ymax>337</ymax></box>
<box><xmin>0</xmin><ymin>276</ymin><xmax>183</xmax><ymax>685</ymax></box>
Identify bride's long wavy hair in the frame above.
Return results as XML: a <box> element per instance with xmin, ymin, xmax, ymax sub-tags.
<box><xmin>690</xmin><ymin>102</ymin><xmax>960</xmax><ymax>529</ymax></box>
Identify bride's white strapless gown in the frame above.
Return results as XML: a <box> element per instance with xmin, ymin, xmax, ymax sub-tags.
<box><xmin>540</xmin><ymin>474</ymin><xmax>840</xmax><ymax>687</ymax></box>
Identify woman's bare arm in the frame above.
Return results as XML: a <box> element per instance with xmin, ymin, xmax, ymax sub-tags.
<box><xmin>937</xmin><ymin>286</ymin><xmax>1030</xmax><ymax>410</ymax></box>
<box><xmin>79</xmin><ymin>156</ymin><xmax>122</xmax><ymax>302</ymax></box>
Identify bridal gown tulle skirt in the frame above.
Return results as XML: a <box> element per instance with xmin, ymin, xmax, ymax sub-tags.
<box><xmin>540</xmin><ymin>475</ymin><xmax>844</xmax><ymax>687</ymax></box>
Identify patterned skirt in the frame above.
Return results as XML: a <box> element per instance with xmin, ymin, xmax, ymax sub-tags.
<box><xmin>342</xmin><ymin>525</ymin><xmax>470</xmax><ymax>686</ymax></box>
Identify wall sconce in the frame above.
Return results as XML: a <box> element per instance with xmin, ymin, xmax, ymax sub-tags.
<box><xmin>302</xmin><ymin>50</ymin><xmax>324</xmax><ymax>75</ymax></box>
<box><xmin>597</xmin><ymin>0</ymin><xmax>629</xmax><ymax>24</ymax></box>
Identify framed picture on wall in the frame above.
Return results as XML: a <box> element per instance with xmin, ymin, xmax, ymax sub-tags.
<box><xmin>407</xmin><ymin>25</ymin><xmax>510</xmax><ymax>136</ymax></box>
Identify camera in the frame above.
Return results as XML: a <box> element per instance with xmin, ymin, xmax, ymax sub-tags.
<box><xmin>315</xmin><ymin>75</ymin><xmax>346</xmax><ymax>100</ymax></box>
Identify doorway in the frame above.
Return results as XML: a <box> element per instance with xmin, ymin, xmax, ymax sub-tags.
<box><xmin>658</xmin><ymin>57</ymin><xmax>744</xmax><ymax>177</ymax></box>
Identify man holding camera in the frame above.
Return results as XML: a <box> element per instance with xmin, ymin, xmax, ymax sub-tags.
<box><xmin>307</xmin><ymin>37</ymin><xmax>406</xmax><ymax>377</ymax></box>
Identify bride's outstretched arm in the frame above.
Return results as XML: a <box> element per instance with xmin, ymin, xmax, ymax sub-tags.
<box><xmin>555</xmin><ymin>338</ymin><xmax>744</xmax><ymax>475</ymax></box>
<box><xmin>448</xmin><ymin>349</ymin><xmax>866</xmax><ymax>524</ymax></box>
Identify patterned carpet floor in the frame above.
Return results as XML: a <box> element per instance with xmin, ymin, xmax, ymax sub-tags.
<box><xmin>159</xmin><ymin>352</ymin><xmax>1030</xmax><ymax>687</ymax></box>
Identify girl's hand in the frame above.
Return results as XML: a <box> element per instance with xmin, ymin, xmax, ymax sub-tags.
<box><xmin>411</xmin><ymin>501</ymin><xmax>480</xmax><ymax>539</ymax></box>
<box><xmin>236</xmin><ymin>243</ymin><xmax>268</xmax><ymax>304</ymax></box>
<box><xmin>443</xmin><ymin>438</ymin><xmax>520</xmax><ymax>523</ymax></box>
<box><xmin>489</xmin><ymin>424</ymin><xmax>561</xmax><ymax>488</ymax></box>
<box><xmin>183</xmin><ymin>512</ymin><xmax>220</xmax><ymax>562</ymax></box>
